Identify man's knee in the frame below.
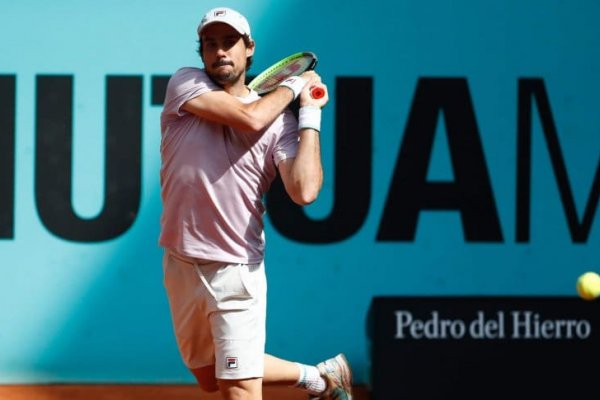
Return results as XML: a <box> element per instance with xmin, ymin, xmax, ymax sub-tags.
<box><xmin>191</xmin><ymin>365</ymin><xmax>219</xmax><ymax>392</ymax></box>
<box><xmin>218</xmin><ymin>377</ymin><xmax>262</xmax><ymax>400</ymax></box>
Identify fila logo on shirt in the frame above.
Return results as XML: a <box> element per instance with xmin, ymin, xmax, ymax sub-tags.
<box><xmin>226</xmin><ymin>357</ymin><xmax>238</xmax><ymax>369</ymax></box>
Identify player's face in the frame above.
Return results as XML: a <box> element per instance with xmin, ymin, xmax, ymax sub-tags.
<box><xmin>201</xmin><ymin>23</ymin><xmax>254</xmax><ymax>86</ymax></box>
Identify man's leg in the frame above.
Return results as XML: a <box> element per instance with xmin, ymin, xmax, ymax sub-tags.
<box><xmin>219</xmin><ymin>377</ymin><xmax>262</xmax><ymax>400</ymax></box>
<box><xmin>190</xmin><ymin>353</ymin><xmax>352</xmax><ymax>399</ymax></box>
<box><xmin>163</xmin><ymin>252</ymin><xmax>218</xmax><ymax>392</ymax></box>
<box><xmin>263</xmin><ymin>354</ymin><xmax>302</xmax><ymax>385</ymax></box>
<box><xmin>263</xmin><ymin>353</ymin><xmax>353</xmax><ymax>400</ymax></box>
<box><xmin>190</xmin><ymin>355</ymin><xmax>310</xmax><ymax>392</ymax></box>
<box><xmin>191</xmin><ymin>365</ymin><xmax>219</xmax><ymax>393</ymax></box>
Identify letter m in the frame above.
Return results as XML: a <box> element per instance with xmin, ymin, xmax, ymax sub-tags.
<box><xmin>516</xmin><ymin>79</ymin><xmax>600</xmax><ymax>243</ymax></box>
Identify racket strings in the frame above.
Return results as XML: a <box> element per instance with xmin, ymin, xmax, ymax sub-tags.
<box><xmin>248</xmin><ymin>54</ymin><xmax>316</xmax><ymax>94</ymax></box>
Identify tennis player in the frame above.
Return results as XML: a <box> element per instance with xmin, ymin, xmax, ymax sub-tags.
<box><xmin>159</xmin><ymin>6</ymin><xmax>352</xmax><ymax>400</ymax></box>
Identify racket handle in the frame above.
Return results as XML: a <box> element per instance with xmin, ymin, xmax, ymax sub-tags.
<box><xmin>310</xmin><ymin>86</ymin><xmax>325</xmax><ymax>99</ymax></box>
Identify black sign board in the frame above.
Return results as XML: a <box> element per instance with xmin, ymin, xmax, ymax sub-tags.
<box><xmin>368</xmin><ymin>296</ymin><xmax>599</xmax><ymax>399</ymax></box>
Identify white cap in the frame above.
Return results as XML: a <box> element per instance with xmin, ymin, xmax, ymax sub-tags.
<box><xmin>197</xmin><ymin>7</ymin><xmax>251</xmax><ymax>38</ymax></box>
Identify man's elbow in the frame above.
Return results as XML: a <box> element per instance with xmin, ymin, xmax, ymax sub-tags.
<box><xmin>240</xmin><ymin>109</ymin><xmax>271</xmax><ymax>133</ymax></box>
<box><xmin>243</xmin><ymin>115</ymin><xmax>266</xmax><ymax>132</ymax></box>
<box><xmin>291</xmin><ymin>187</ymin><xmax>321</xmax><ymax>206</ymax></box>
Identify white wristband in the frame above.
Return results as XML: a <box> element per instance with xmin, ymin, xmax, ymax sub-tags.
<box><xmin>279</xmin><ymin>76</ymin><xmax>306</xmax><ymax>100</ymax></box>
<box><xmin>298</xmin><ymin>106</ymin><xmax>322</xmax><ymax>132</ymax></box>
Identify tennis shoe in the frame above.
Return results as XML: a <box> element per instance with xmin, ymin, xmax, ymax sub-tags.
<box><xmin>309</xmin><ymin>353</ymin><xmax>353</xmax><ymax>400</ymax></box>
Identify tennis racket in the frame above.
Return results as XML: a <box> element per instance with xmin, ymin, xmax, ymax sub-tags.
<box><xmin>248</xmin><ymin>51</ymin><xmax>325</xmax><ymax>99</ymax></box>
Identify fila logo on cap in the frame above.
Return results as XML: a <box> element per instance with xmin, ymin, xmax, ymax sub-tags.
<box><xmin>226</xmin><ymin>357</ymin><xmax>238</xmax><ymax>369</ymax></box>
<box><xmin>198</xmin><ymin>7</ymin><xmax>251</xmax><ymax>38</ymax></box>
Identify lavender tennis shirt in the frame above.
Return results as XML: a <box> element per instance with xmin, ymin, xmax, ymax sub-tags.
<box><xmin>159</xmin><ymin>67</ymin><xmax>299</xmax><ymax>264</ymax></box>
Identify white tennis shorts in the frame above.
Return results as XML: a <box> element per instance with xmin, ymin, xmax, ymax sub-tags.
<box><xmin>162</xmin><ymin>251</ymin><xmax>267</xmax><ymax>380</ymax></box>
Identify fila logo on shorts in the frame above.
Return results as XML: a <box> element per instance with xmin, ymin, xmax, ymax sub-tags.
<box><xmin>226</xmin><ymin>357</ymin><xmax>238</xmax><ymax>369</ymax></box>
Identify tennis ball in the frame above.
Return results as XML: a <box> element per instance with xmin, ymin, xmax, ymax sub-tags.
<box><xmin>576</xmin><ymin>272</ymin><xmax>600</xmax><ymax>301</ymax></box>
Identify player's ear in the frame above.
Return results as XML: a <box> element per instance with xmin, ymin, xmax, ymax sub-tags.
<box><xmin>246</xmin><ymin>39</ymin><xmax>255</xmax><ymax>58</ymax></box>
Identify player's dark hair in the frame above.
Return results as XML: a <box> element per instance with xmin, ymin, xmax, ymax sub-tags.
<box><xmin>197</xmin><ymin>35</ymin><xmax>254</xmax><ymax>71</ymax></box>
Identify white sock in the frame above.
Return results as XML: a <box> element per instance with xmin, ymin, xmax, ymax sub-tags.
<box><xmin>293</xmin><ymin>363</ymin><xmax>327</xmax><ymax>396</ymax></box>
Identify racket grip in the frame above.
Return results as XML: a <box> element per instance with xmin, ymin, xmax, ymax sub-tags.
<box><xmin>310</xmin><ymin>86</ymin><xmax>325</xmax><ymax>99</ymax></box>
